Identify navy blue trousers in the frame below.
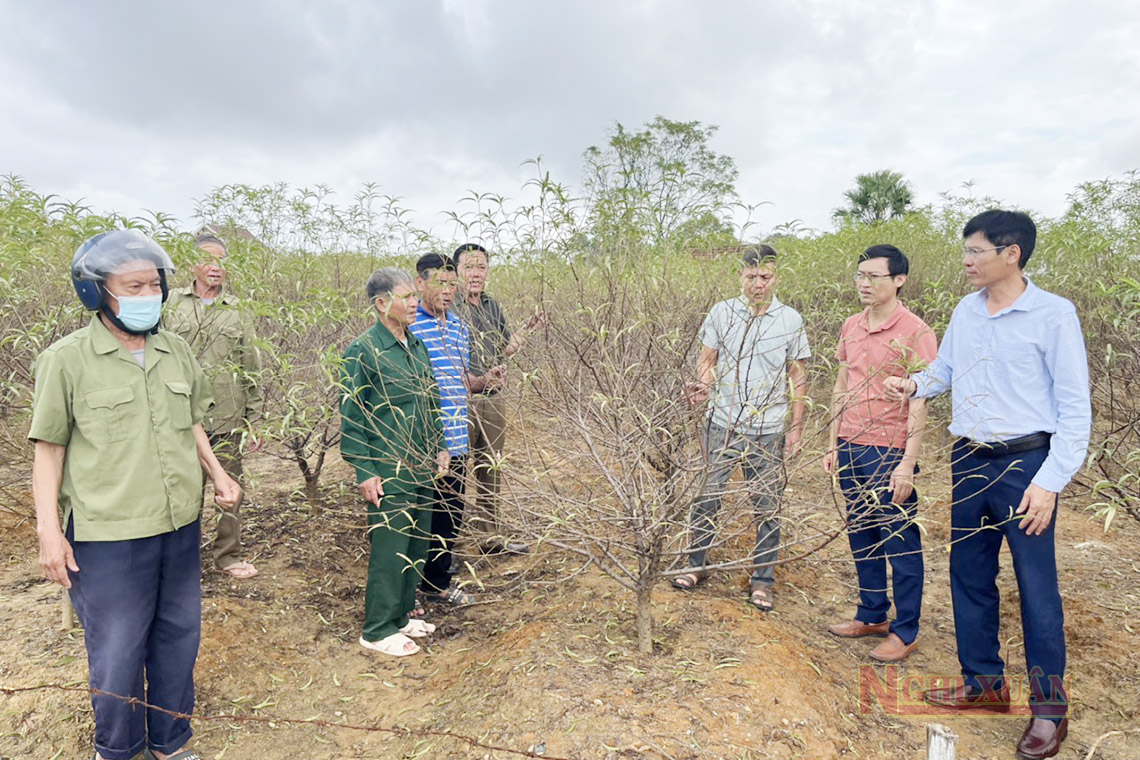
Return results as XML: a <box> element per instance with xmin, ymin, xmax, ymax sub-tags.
<box><xmin>950</xmin><ymin>443</ymin><xmax>1067</xmax><ymax>718</ymax></box>
<box><xmin>421</xmin><ymin>458</ymin><xmax>467</xmax><ymax>594</ymax></box>
<box><xmin>67</xmin><ymin>520</ymin><xmax>202</xmax><ymax>760</ymax></box>
<box><xmin>837</xmin><ymin>440</ymin><xmax>924</xmax><ymax>644</ymax></box>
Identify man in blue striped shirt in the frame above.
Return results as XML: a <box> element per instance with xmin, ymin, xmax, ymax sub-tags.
<box><xmin>886</xmin><ymin>210</ymin><xmax>1090</xmax><ymax>760</ymax></box>
<box><xmin>409</xmin><ymin>253</ymin><xmax>502</xmax><ymax>607</ymax></box>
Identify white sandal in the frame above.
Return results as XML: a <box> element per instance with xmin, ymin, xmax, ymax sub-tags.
<box><xmin>399</xmin><ymin>619</ymin><xmax>436</xmax><ymax>638</ymax></box>
<box><xmin>359</xmin><ymin>632</ymin><xmax>421</xmax><ymax>657</ymax></box>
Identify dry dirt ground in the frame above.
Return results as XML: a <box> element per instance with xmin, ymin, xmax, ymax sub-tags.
<box><xmin>2</xmin><ymin>447</ymin><xmax>1139</xmax><ymax>760</ymax></box>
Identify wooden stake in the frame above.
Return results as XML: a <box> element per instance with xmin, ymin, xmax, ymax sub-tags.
<box><xmin>61</xmin><ymin>589</ymin><xmax>74</xmax><ymax>631</ymax></box>
<box><xmin>926</xmin><ymin>723</ymin><xmax>957</xmax><ymax>760</ymax></box>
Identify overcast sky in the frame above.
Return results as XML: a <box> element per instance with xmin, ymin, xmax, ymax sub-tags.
<box><xmin>1</xmin><ymin>0</ymin><xmax>1137</xmax><ymax>238</ymax></box>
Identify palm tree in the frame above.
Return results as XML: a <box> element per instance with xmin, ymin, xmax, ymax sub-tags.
<box><xmin>833</xmin><ymin>170</ymin><xmax>914</xmax><ymax>225</ymax></box>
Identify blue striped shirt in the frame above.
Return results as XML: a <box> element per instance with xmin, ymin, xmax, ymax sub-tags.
<box><xmin>409</xmin><ymin>306</ymin><xmax>470</xmax><ymax>455</ymax></box>
<box><xmin>910</xmin><ymin>279</ymin><xmax>1091</xmax><ymax>493</ymax></box>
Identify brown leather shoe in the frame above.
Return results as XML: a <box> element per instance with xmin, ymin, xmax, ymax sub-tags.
<box><xmin>869</xmin><ymin>633</ymin><xmax>918</xmax><ymax>662</ymax></box>
<box><xmin>923</xmin><ymin>682</ymin><xmax>1011</xmax><ymax>712</ymax></box>
<box><xmin>828</xmin><ymin>619</ymin><xmax>890</xmax><ymax>638</ymax></box>
<box><xmin>1017</xmin><ymin>718</ymin><xmax>1068</xmax><ymax>759</ymax></box>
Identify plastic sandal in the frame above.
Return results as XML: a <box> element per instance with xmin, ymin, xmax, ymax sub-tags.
<box><xmin>359</xmin><ymin>632</ymin><xmax>421</xmax><ymax>657</ymax></box>
<box><xmin>399</xmin><ymin>619</ymin><xmax>436</xmax><ymax>638</ymax></box>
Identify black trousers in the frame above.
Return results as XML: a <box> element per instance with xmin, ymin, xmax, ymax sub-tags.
<box><xmin>421</xmin><ymin>457</ymin><xmax>467</xmax><ymax>593</ymax></box>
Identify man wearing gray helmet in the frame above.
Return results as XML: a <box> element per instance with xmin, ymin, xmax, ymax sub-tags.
<box><xmin>29</xmin><ymin>229</ymin><xmax>241</xmax><ymax>760</ymax></box>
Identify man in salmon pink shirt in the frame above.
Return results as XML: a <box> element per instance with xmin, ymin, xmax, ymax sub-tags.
<box><xmin>824</xmin><ymin>244</ymin><xmax>937</xmax><ymax>662</ymax></box>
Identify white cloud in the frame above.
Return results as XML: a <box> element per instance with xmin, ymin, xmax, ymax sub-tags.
<box><xmin>0</xmin><ymin>0</ymin><xmax>1136</xmax><ymax>236</ymax></box>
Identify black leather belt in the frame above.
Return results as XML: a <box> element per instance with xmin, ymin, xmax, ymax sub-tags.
<box><xmin>957</xmin><ymin>432</ymin><xmax>1051</xmax><ymax>458</ymax></box>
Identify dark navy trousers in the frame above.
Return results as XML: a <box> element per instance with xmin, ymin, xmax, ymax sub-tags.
<box><xmin>421</xmin><ymin>458</ymin><xmax>467</xmax><ymax>594</ymax></box>
<box><xmin>67</xmin><ymin>519</ymin><xmax>202</xmax><ymax>760</ymax></box>
<box><xmin>837</xmin><ymin>440</ymin><xmax>924</xmax><ymax>644</ymax></box>
<box><xmin>950</xmin><ymin>443</ymin><xmax>1067</xmax><ymax>718</ymax></box>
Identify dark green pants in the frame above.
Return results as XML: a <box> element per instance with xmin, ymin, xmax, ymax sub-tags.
<box><xmin>363</xmin><ymin>489</ymin><xmax>431</xmax><ymax>641</ymax></box>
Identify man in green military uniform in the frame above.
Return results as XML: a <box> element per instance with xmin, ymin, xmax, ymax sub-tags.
<box><xmin>340</xmin><ymin>268</ymin><xmax>450</xmax><ymax>657</ymax></box>
<box><xmin>31</xmin><ymin>229</ymin><xmax>241</xmax><ymax>760</ymax></box>
<box><xmin>166</xmin><ymin>234</ymin><xmax>263</xmax><ymax>578</ymax></box>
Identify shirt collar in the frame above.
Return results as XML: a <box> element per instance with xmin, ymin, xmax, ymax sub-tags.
<box><xmin>89</xmin><ymin>314</ymin><xmax>172</xmax><ymax>355</ymax></box>
<box><xmin>861</xmin><ymin>301</ymin><xmax>910</xmax><ymax>334</ymax></box>
<box><xmin>737</xmin><ymin>293</ymin><xmax>782</xmax><ymax>317</ymax></box>
<box><xmin>89</xmin><ymin>314</ymin><xmax>122</xmax><ymax>354</ymax></box>
<box><xmin>176</xmin><ymin>283</ymin><xmax>233</xmax><ymax>304</ymax></box>
<box><xmin>417</xmin><ymin>304</ymin><xmax>457</xmax><ymax>324</ymax></box>
<box><xmin>368</xmin><ymin>320</ymin><xmax>401</xmax><ymax>349</ymax></box>
<box><xmin>974</xmin><ymin>276</ymin><xmax>1039</xmax><ymax>317</ymax></box>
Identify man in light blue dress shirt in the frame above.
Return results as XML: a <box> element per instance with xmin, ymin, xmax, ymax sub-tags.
<box><xmin>886</xmin><ymin>210</ymin><xmax>1090</xmax><ymax>760</ymax></box>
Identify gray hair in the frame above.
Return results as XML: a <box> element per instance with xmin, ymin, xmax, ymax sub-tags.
<box><xmin>195</xmin><ymin>234</ymin><xmax>228</xmax><ymax>253</ymax></box>
<box><xmin>366</xmin><ymin>267</ymin><xmax>414</xmax><ymax>301</ymax></box>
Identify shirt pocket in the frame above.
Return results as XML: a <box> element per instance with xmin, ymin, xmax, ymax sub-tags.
<box><xmin>80</xmin><ymin>386</ymin><xmax>136</xmax><ymax>443</ymax></box>
<box><xmin>198</xmin><ymin>321</ymin><xmax>242</xmax><ymax>365</ymax></box>
<box><xmin>165</xmin><ymin>380</ymin><xmax>194</xmax><ymax>429</ymax></box>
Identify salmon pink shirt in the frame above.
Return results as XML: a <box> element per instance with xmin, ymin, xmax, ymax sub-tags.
<box><xmin>836</xmin><ymin>303</ymin><xmax>938</xmax><ymax>450</ymax></box>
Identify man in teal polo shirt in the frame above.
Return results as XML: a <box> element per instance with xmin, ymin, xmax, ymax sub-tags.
<box><xmin>31</xmin><ymin>230</ymin><xmax>241</xmax><ymax>760</ymax></box>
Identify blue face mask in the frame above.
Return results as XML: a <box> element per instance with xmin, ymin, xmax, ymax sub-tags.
<box><xmin>110</xmin><ymin>292</ymin><xmax>163</xmax><ymax>332</ymax></box>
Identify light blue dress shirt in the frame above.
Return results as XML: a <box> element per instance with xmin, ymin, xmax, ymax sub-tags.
<box><xmin>911</xmin><ymin>279</ymin><xmax>1091</xmax><ymax>493</ymax></box>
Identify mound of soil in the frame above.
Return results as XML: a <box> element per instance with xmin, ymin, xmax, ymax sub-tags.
<box><xmin>2</xmin><ymin>452</ymin><xmax>1138</xmax><ymax>759</ymax></box>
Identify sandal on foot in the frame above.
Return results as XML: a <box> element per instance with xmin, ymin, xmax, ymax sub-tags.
<box><xmin>408</xmin><ymin>596</ymin><xmax>428</xmax><ymax>619</ymax></box>
<box><xmin>399</xmin><ymin>619</ymin><xmax>436</xmax><ymax>638</ymax></box>
<box><xmin>438</xmin><ymin>584</ymin><xmax>475</xmax><ymax>607</ymax></box>
<box><xmin>359</xmin><ymin>632</ymin><xmax>421</xmax><ymax>657</ymax></box>
<box><xmin>143</xmin><ymin>749</ymin><xmax>203</xmax><ymax>760</ymax></box>
<box><xmin>670</xmin><ymin>571</ymin><xmax>707</xmax><ymax>591</ymax></box>
<box><xmin>749</xmin><ymin>585</ymin><xmax>774</xmax><ymax>612</ymax></box>
<box><xmin>219</xmin><ymin>560</ymin><xmax>258</xmax><ymax>579</ymax></box>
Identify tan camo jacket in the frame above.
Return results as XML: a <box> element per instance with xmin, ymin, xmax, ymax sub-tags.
<box><xmin>165</xmin><ymin>285</ymin><xmax>264</xmax><ymax>434</ymax></box>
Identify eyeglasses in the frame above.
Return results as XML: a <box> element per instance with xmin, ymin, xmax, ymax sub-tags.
<box><xmin>962</xmin><ymin>245</ymin><xmax>1009</xmax><ymax>259</ymax></box>
<box><xmin>854</xmin><ymin>272</ymin><xmax>892</xmax><ymax>282</ymax></box>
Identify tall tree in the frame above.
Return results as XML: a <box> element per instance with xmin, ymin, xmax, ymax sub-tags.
<box><xmin>583</xmin><ymin>117</ymin><xmax>739</xmax><ymax>248</ymax></box>
<box><xmin>833</xmin><ymin>170</ymin><xmax>914</xmax><ymax>225</ymax></box>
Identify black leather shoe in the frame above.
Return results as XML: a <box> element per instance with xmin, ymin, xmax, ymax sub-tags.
<box><xmin>923</xmin><ymin>683</ymin><xmax>1011</xmax><ymax>712</ymax></box>
<box><xmin>1017</xmin><ymin>718</ymin><xmax>1067</xmax><ymax>759</ymax></box>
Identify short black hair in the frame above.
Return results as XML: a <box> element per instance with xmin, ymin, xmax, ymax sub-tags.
<box><xmin>416</xmin><ymin>252</ymin><xmax>456</xmax><ymax>278</ymax></box>
<box><xmin>859</xmin><ymin>244</ymin><xmax>909</xmax><ymax>294</ymax></box>
<box><xmin>741</xmin><ymin>244</ymin><xmax>778</xmax><ymax>268</ymax></box>
<box><xmin>859</xmin><ymin>244</ymin><xmax>909</xmax><ymax>277</ymax></box>
<box><xmin>452</xmin><ymin>243</ymin><xmax>488</xmax><ymax>267</ymax></box>
<box><xmin>962</xmin><ymin>209</ymin><xmax>1036</xmax><ymax>268</ymax></box>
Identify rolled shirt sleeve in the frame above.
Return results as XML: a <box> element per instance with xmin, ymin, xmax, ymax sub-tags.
<box><xmin>27</xmin><ymin>349</ymin><xmax>73</xmax><ymax>446</ymax></box>
<box><xmin>1032</xmin><ymin>307</ymin><xmax>1092</xmax><ymax>493</ymax></box>
<box><xmin>698</xmin><ymin>302</ymin><xmax>724</xmax><ymax>350</ymax></box>
<box><xmin>188</xmin><ymin>353</ymin><xmax>213</xmax><ymax>426</ymax></box>
<box><xmin>911</xmin><ymin>313</ymin><xmax>955</xmax><ymax>399</ymax></box>
<box><xmin>789</xmin><ymin>316</ymin><xmax>812</xmax><ymax>361</ymax></box>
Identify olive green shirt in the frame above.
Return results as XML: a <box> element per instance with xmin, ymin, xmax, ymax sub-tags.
<box><xmin>339</xmin><ymin>322</ymin><xmax>445</xmax><ymax>499</ymax></box>
<box><xmin>451</xmin><ymin>293</ymin><xmax>512</xmax><ymax>379</ymax></box>
<box><xmin>28</xmin><ymin>316</ymin><xmax>213</xmax><ymax>541</ymax></box>
<box><xmin>165</xmin><ymin>285</ymin><xmax>264</xmax><ymax>435</ymax></box>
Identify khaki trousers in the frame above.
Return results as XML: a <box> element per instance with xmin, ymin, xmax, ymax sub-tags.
<box><xmin>467</xmin><ymin>393</ymin><xmax>508</xmax><ymax>539</ymax></box>
<box><xmin>205</xmin><ymin>431</ymin><xmax>245</xmax><ymax>569</ymax></box>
